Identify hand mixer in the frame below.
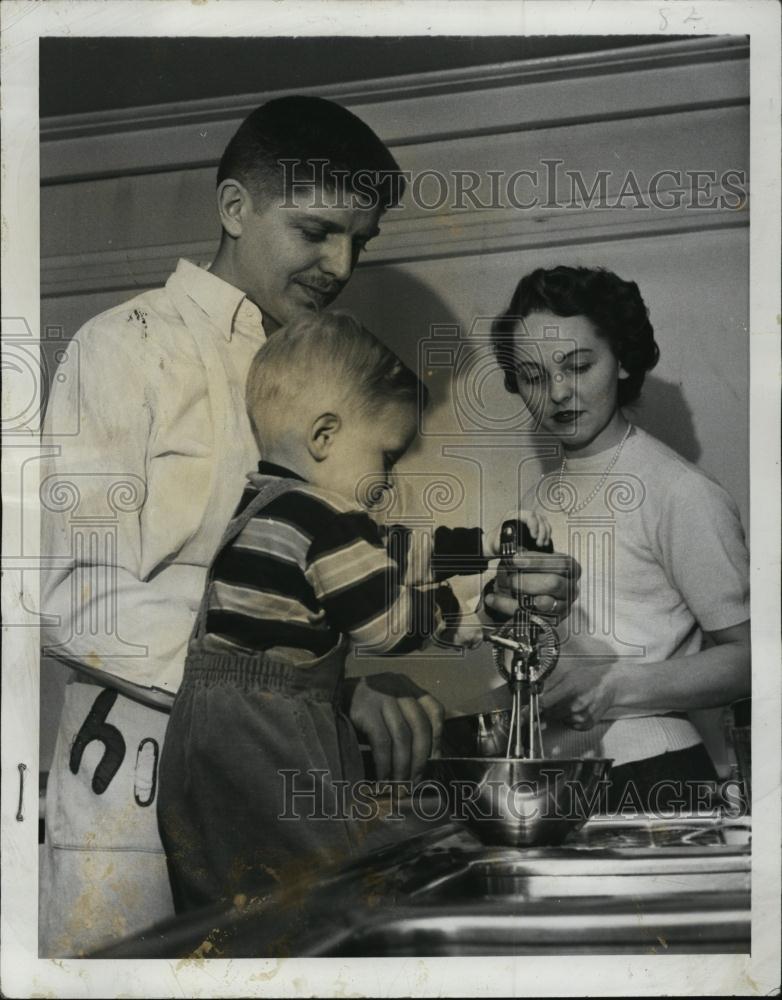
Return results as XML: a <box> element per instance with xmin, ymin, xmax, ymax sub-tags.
<box><xmin>485</xmin><ymin>520</ymin><xmax>561</xmax><ymax>759</ymax></box>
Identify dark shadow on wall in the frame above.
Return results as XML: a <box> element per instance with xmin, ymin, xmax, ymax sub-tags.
<box><xmin>338</xmin><ymin>267</ymin><xmax>501</xmax><ymax>706</ymax></box>
<box><xmin>626</xmin><ymin>373</ymin><xmax>702</xmax><ymax>465</ymax></box>
<box><xmin>337</xmin><ymin>265</ymin><xmax>464</xmax><ymax>457</ymax></box>
<box><xmin>338</xmin><ymin>265</ymin><xmax>460</xmax><ymax>379</ymax></box>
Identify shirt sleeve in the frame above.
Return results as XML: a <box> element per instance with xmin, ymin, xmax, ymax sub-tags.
<box><xmin>305</xmin><ymin>511</ymin><xmax>456</xmax><ymax>655</ymax></box>
<box><xmin>656</xmin><ymin>470</ymin><xmax>750</xmax><ymax>633</ymax></box>
<box><xmin>40</xmin><ymin>316</ymin><xmax>197</xmax><ymax>692</ymax></box>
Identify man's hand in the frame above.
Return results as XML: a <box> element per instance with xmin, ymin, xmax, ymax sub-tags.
<box><xmin>346</xmin><ymin>674</ymin><xmax>445</xmax><ymax>782</ymax></box>
<box><xmin>486</xmin><ymin>552</ymin><xmax>580</xmax><ymax>621</ymax></box>
<box><xmin>540</xmin><ymin>659</ymin><xmax>619</xmax><ymax>730</ymax></box>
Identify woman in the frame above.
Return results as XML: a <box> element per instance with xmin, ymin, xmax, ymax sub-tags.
<box><xmin>491</xmin><ymin>265</ymin><xmax>750</xmax><ymax>812</ymax></box>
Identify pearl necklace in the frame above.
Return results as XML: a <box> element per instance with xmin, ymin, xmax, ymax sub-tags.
<box><xmin>557</xmin><ymin>422</ymin><xmax>633</xmax><ymax>515</ymax></box>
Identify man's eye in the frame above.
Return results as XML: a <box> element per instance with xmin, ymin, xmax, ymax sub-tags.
<box><xmin>299</xmin><ymin>228</ymin><xmax>327</xmax><ymax>243</ymax></box>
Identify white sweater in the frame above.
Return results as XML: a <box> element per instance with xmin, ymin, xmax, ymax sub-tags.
<box><xmin>522</xmin><ymin>425</ymin><xmax>749</xmax><ymax>766</ymax></box>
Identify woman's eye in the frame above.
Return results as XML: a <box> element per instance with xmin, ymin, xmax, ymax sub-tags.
<box><xmin>571</xmin><ymin>363</ymin><xmax>592</xmax><ymax>375</ymax></box>
<box><xmin>517</xmin><ymin>369</ymin><xmax>542</xmax><ymax>384</ymax></box>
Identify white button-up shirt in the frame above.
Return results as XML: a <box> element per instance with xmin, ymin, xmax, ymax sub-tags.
<box><xmin>41</xmin><ymin>259</ymin><xmax>265</xmax><ymax>692</ymax></box>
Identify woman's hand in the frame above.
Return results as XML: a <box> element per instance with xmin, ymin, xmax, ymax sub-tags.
<box><xmin>485</xmin><ymin>551</ymin><xmax>581</xmax><ymax>622</ymax></box>
<box><xmin>540</xmin><ymin>660</ymin><xmax>620</xmax><ymax>730</ymax></box>
<box><xmin>540</xmin><ymin>621</ymin><xmax>751</xmax><ymax>728</ymax></box>
<box><xmin>484</xmin><ymin>509</ymin><xmax>553</xmax><ymax>557</ymax></box>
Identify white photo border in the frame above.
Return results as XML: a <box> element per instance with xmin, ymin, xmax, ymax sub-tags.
<box><xmin>2</xmin><ymin>1</ymin><xmax>779</xmax><ymax>996</ymax></box>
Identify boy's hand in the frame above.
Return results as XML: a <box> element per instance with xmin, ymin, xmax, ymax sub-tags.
<box><xmin>346</xmin><ymin>674</ymin><xmax>445</xmax><ymax>782</ymax></box>
<box><xmin>442</xmin><ymin>612</ymin><xmax>484</xmax><ymax>650</ymax></box>
<box><xmin>485</xmin><ymin>509</ymin><xmax>552</xmax><ymax>557</ymax></box>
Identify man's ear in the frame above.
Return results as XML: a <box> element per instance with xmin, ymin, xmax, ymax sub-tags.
<box><xmin>216</xmin><ymin>179</ymin><xmax>252</xmax><ymax>239</ymax></box>
<box><xmin>308</xmin><ymin>413</ymin><xmax>341</xmax><ymax>462</ymax></box>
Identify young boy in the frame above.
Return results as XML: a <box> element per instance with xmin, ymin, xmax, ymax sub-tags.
<box><xmin>157</xmin><ymin>311</ymin><xmax>551</xmax><ymax>912</ymax></box>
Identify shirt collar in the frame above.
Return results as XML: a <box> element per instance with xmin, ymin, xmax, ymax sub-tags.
<box><xmin>256</xmin><ymin>460</ymin><xmax>307</xmax><ymax>482</ymax></box>
<box><xmin>173</xmin><ymin>258</ymin><xmax>264</xmax><ymax>342</ymax></box>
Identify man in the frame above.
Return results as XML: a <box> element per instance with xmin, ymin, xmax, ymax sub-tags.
<box><xmin>40</xmin><ymin>96</ymin><xmax>575</xmax><ymax>955</ymax></box>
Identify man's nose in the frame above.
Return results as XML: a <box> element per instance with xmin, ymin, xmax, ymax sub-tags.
<box><xmin>319</xmin><ymin>237</ymin><xmax>353</xmax><ymax>282</ymax></box>
<box><xmin>549</xmin><ymin>372</ymin><xmax>573</xmax><ymax>404</ymax></box>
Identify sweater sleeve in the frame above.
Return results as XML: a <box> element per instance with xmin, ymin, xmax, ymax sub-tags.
<box><xmin>656</xmin><ymin>470</ymin><xmax>749</xmax><ymax>633</ymax></box>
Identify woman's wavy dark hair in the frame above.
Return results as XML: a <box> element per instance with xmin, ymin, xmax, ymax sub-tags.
<box><xmin>491</xmin><ymin>266</ymin><xmax>659</xmax><ymax>406</ymax></box>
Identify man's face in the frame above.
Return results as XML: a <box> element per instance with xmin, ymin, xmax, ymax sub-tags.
<box><xmin>235</xmin><ymin>187</ymin><xmax>382</xmax><ymax>331</ymax></box>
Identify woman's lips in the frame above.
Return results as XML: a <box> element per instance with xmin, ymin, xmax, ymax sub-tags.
<box><xmin>552</xmin><ymin>410</ymin><xmax>583</xmax><ymax>424</ymax></box>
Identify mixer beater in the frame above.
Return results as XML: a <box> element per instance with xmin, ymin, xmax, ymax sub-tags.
<box><xmin>486</xmin><ymin>520</ymin><xmax>560</xmax><ymax>760</ymax></box>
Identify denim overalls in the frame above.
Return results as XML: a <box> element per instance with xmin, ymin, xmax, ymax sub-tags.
<box><xmin>158</xmin><ymin>476</ymin><xmax>365</xmax><ymax>912</ymax></box>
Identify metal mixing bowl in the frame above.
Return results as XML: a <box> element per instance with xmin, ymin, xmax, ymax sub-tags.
<box><xmin>441</xmin><ymin>709</ymin><xmax>515</xmax><ymax>758</ymax></box>
<box><xmin>424</xmin><ymin>755</ymin><xmax>613</xmax><ymax>847</ymax></box>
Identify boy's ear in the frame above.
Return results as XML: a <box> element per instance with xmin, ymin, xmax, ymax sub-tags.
<box><xmin>308</xmin><ymin>413</ymin><xmax>341</xmax><ymax>461</ymax></box>
<box><xmin>216</xmin><ymin>179</ymin><xmax>252</xmax><ymax>238</ymax></box>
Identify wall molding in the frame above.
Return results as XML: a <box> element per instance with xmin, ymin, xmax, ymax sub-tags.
<box><xmin>42</xmin><ymin>196</ymin><xmax>748</xmax><ymax>299</ymax></box>
<box><xmin>40</xmin><ymin>36</ymin><xmax>748</xmax><ymax>185</ymax></box>
<box><xmin>41</xmin><ymin>36</ymin><xmax>747</xmax><ymax>139</ymax></box>
<box><xmin>40</xmin><ymin>34</ymin><xmax>749</xmax><ymax>300</ymax></box>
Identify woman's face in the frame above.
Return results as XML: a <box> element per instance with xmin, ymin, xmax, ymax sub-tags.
<box><xmin>510</xmin><ymin>311</ymin><xmax>629</xmax><ymax>454</ymax></box>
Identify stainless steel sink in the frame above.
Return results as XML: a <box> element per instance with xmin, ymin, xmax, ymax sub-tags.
<box><xmin>97</xmin><ymin>812</ymin><xmax>751</xmax><ymax>958</ymax></box>
<box><xmin>321</xmin><ymin>813</ymin><xmax>751</xmax><ymax>955</ymax></box>
<box><xmin>332</xmin><ymin>894</ymin><xmax>751</xmax><ymax>956</ymax></box>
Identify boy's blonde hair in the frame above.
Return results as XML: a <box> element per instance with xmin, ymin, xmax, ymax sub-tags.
<box><xmin>246</xmin><ymin>311</ymin><xmax>427</xmax><ymax>448</ymax></box>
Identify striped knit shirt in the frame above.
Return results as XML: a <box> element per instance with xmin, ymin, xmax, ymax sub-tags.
<box><xmin>203</xmin><ymin>461</ymin><xmax>488</xmax><ymax>665</ymax></box>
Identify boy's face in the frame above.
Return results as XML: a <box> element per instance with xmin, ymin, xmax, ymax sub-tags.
<box><xmin>236</xmin><ymin>186</ymin><xmax>382</xmax><ymax>332</ymax></box>
<box><xmin>316</xmin><ymin>400</ymin><xmax>419</xmax><ymax>509</ymax></box>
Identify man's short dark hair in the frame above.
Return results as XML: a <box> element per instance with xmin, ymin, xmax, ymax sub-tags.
<box><xmin>217</xmin><ymin>95</ymin><xmax>405</xmax><ymax>212</ymax></box>
<box><xmin>491</xmin><ymin>265</ymin><xmax>660</xmax><ymax>406</ymax></box>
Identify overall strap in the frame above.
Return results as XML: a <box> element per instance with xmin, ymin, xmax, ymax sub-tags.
<box><xmin>190</xmin><ymin>477</ymin><xmax>301</xmax><ymax>644</ymax></box>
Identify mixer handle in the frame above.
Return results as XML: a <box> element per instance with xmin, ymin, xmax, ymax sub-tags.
<box><xmin>498</xmin><ymin>519</ymin><xmax>572</xmax><ymax>590</ymax></box>
<box><xmin>499</xmin><ymin>518</ymin><xmax>560</xmax><ymax>620</ymax></box>
<box><xmin>499</xmin><ymin>518</ymin><xmax>554</xmax><ymax>562</ymax></box>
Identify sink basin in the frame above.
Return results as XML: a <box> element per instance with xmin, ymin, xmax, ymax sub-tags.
<box><xmin>326</xmin><ymin>891</ymin><xmax>751</xmax><ymax>955</ymax></box>
<box><xmin>96</xmin><ymin>813</ymin><xmax>751</xmax><ymax>958</ymax></box>
<box><xmin>324</xmin><ymin>814</ymin><xmax>751</xmax><ymax>956</ymax></box>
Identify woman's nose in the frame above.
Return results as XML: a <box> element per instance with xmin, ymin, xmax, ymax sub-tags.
<box><xmin>549</xmin><ymin>372</ymin><xmax>573</xmax><ymax>404</ymax></box>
